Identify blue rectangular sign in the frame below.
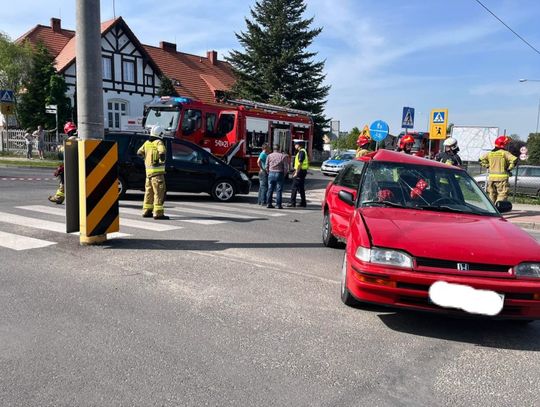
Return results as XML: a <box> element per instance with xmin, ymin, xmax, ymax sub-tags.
<box><xmin>402</xmin><ymin>107</ymin><xmax>415</xmax><ymax>129</ymax></box>
<box><xmin>0</xmin><ymin>90</ymin><xmax>15</xmax><ymax>103</ymax></box>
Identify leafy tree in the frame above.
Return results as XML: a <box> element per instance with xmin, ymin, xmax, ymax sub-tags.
<box><xmin>332</xmin><ymin>127</ymin><xmax>360</xmax><ymax>151</ymax></box>
<box><xmin>226</xmin><ymin>0</ymin><xmax>330</xmax><ymax>150</ymax></box>
<box><xmin>47</xmin><ymin>74</ymin><xmax>72</xmax><ymax>129</ymax></box>
<box><xmin>0</xmin><ymin>32</ymin><xmax>33</xmax><ymax>122</ymax></box>
<box><xmin>157</xmin><ymin>75</ymin><xmax>177</xmax><ymax>97</ymax></box>
<box><xmin>526</xmin><ymin>133</ymin><xmax>540</xmax><ymax>165</ymax></box>
<box><xmin>17</xmin><ymin>43</ymin><xmax>57</xmax><ymax>130</ymax></box>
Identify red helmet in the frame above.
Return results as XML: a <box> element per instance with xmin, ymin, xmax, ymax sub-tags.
<box><xmin>399</xmin><ymin>134</ymin><xmax>415</xmax><ymax>149</ymax></box>
<box><xmin>64</xmin><ymin>121</ymin><xmax>77</xmax><ymax>134</ymax></box>
<box><xmin>494</xmin><ymin>135</ymin><xmax>511</xmax><ymax>148</ymax></box>
<box><xmin>357</xmin><ymin>135</ymin><xmax>370</xmax><ymax>147</ymax></box>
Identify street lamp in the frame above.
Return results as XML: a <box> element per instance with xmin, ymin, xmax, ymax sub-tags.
<box><xmin>519</xmin><ymin>79</ymin><xmax>540</xmax><ymax>135</ymax></box>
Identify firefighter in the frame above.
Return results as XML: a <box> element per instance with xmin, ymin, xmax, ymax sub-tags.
<box><xmin>479</xmin><ymin>135</ymin><xmax>517</xmax><ymax>203</ymax></box>
<box><xmin>138</xmin><ymin>125</ymin><xmax>169</xmax><ymax>220</ymax></box>
<box><xmin>397</xmin><ymin>134</ymin><xmax>415</xmax><ymax>154</ymax></box>
<box><xmin>48</xmin><ymin>122</ymin><xmax>78</xmax><ymax>204</ymax></box>
<box><xmin>435</xmin><ymin>137</ymin><xmax>463</xmax><ymax>166</ymax></box>
<box><xmin>356</xmin><ymin>135</ymin><xmax>372</xmax><ymax>157</ymax></box>
<box><xmin>287</xmin><ymin>140</ymin><xmax>309</xmax><ymax>207</ymax></box>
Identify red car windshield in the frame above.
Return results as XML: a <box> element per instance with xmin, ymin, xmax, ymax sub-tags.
<box><xmin>359</xmin><ymin>161</ymin><xmax>498</xmax><ymax>216</ymax></box>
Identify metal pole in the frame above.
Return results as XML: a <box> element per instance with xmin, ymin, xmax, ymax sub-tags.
<box><xmin>55</xmin><ymin>109</ymin><xmax>59</xmax><ymax>144</ymax></box>
<box><xmin>76</xmin><ymin>0</ymin><xmax>104</xmax><ymax>140</ymax></box>
<box><xmin>535</xmin><ymin>98</ymin><xmax>540</xmax><ymax>134</ymax></box>
<box><xmin>513</xmin><ymin>161</ymin><xmax>519</xmax><ymax>201</ymax></box>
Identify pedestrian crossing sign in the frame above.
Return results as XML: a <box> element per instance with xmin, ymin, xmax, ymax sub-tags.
<box><xmin>432</xmin><ymin>111</ymin><xmax>445</xmax><ymax>123</ymax></box>
<box><xmin>401</xmin><ymin>107</ymin><xmax>415</xmax><ymax>129</ymax></box>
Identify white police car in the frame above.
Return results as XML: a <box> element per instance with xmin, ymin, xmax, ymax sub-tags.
<box><xmin>320</xmin><ymin>150</ymin><xmax>357</xmax><ymax>176</ymax></box>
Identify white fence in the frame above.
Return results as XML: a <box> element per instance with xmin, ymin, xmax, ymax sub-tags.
<box><xmin>0</xmin><ymin>129</ymin><xmax>63</xmax><ymax>155</ymax></box>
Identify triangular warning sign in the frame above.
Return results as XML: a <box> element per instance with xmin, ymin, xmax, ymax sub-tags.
<box><xmin>433</xmin><ymin>112</ymin><xmax>445</xmax><ymax>123</ymax></box>
<box><xmin>0</xmin><ymin>91</ymin><xmax>13</xmax><ymax>103</ymax></box>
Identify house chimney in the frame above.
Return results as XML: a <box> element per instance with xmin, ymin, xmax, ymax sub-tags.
<box><xmin>160</xmin><ymin>41</ymin><xmax>177</xmax><ymax>53</ymax></box>
<box><xmin>51</xmin><ymin>18</ymin><xmax>61</xmax><ymax>33</ymax></box>
<box><xmin>207</xmin><ymin>50</ymin><xmax>218</xmax><ymax>65</ymax></box>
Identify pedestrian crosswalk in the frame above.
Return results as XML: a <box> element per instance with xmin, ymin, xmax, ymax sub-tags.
<box><xmin>0</xmin><ymin>200</ymin><xmax>313</xmax><ymax>251</ymax></box>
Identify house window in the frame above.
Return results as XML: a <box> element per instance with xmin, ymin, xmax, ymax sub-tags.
<box><xmin>102</xmin><ymin>56</ymin><xmax>112</xmax><ymax>80</ymax></box>
<box><xmin>107</xmin><ymin>100</ymin><xmax>129</xmax><ymax>130</ymax></box>
<box><xmin>145</xmin><ymin>74</ymin><xmax>154</xmax><ymax>86</ymax></box>
<box><xmin>123</xmin><ymin>60</ymin><xmax>135</xmax><ymax>83</ymax></box>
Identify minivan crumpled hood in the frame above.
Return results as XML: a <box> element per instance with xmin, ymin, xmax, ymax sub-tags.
<box><xmin>360</xmin><ymin>207</ymin><xmax>540</xmax><ymax>265</ymax></box>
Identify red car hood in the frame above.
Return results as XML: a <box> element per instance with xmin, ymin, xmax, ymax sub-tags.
<box><xmin>360</xmin><ymin>208</ymin><xmax>540</xmax><ymax>265</ymax></box>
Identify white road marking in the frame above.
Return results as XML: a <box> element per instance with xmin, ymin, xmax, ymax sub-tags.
<box><xmin>0</xmin><ymin>230</ymin><xmax>56</xmax><ymax>251</ymax></box>
<box><xmin>17</xmin><ymin>205</ymin><xmax>181</xmax><ymax>232</ymax></box>
<box><xmin>176</xmin><ymin>201</ymin><xmax>286</xmax><ymax>217</ymax></box>
<box><xmin>119</xmin><ymin>206</ymin><xmax>226</xmax><ymax>225</ymax></box>
<box><xmin>166</xmin><ymin>206</ymin><xmax>259</xmax><ymax>220</ymax></box>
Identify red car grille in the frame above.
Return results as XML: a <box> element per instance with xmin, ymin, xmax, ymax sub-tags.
<box><xmin>415</xmin><ymin>257</ymin><xmax>511</xmax><ymax>273</ymax></box>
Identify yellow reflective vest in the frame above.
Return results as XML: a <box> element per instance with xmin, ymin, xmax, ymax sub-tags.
<box><xmin>479</xmin><ymin>149</ymin><xmax>517</xmax><ymax>181</ymax></box>
<box><xmin>356</xmin><ymin>148</ymin><xmax>371</xmax><ymax>158</ymax></box>
<box><xmin>294</xmin><ymin>148</ymin><xmax>309</xmax><ymax>170</ymax></box>
<box><xmin>138</xmin><ymin>139</ymin><xmax>166</xmax><ymax>176</ymax></box>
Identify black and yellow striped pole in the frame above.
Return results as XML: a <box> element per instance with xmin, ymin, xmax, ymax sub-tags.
<box><xmin>77</xmin><ymin>140</ymin><xmax>119</xmax><ymax>244</ymax></box>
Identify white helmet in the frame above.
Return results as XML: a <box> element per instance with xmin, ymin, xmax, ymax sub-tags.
<box><xmin>150</xmin><ymin>125</ymin><xmax>164</xmax><ymax>138</ymax></box>
<box><xmin>443</xmin><ymin>137</ymin><xmax>457</xmax><ymax>148</ymax></box>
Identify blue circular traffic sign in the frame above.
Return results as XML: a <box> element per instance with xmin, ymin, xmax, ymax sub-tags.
<box><xmin>369</xmin><ymin>120</ymin><xmax>389</xmax><ymax>142</ymax></box>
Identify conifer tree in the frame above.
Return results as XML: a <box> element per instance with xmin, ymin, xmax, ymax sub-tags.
<box><xmin>226</xmin><ymin>0</ymin><xmax>330</xmax><ymax>149</ymax></box>
<box><xmin>157</xmin><ymin>75</ymin><xmax>178</xmax><ymax>97</ymax></box>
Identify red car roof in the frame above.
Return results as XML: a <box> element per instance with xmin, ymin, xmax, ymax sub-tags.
<box><xmin>357</xmin><ymin>149</ymin><xmax>462</xmax><ymax>170</ymax></box>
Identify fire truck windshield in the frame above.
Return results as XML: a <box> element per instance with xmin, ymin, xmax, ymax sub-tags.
<box><xmin>145</xmin><ymin>108</ymin><xmax>179</xmax><ymax>132</ymax></box>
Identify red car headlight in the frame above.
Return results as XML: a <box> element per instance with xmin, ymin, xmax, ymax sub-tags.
<box><xmin>355</xmin><ymin>247</ymin><xmax>413</xmax><ymax>269</ymax></box>
<box><xmin>515</xmin><ymin>263</ymin><xmax>540</xmax><ymax>278</ymax></box>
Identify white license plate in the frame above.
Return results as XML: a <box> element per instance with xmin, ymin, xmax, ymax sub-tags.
<box><xmin>428</xmin><ymin>281</ymin><xmax>504</xmax><ymax>316</ymax></box>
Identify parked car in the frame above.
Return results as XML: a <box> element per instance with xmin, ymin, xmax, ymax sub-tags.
<box><xmin>105</xmin><ymin>132</ymin><xmax>251</xmax><ymax>201</ymax></box>
<box><xmin>322</xmin><ymin>149</ymin><xmax>540</xmax><ymax>320</ymax></box>
<box><xmin>474</xmin><ymin>165</ymin><xmax>540</xmax><ymax>197</ymax></box>
<box><xmin>320</xmin><ymin>150</ymin><xmax>357</xmax><ymax>176</ymax></box>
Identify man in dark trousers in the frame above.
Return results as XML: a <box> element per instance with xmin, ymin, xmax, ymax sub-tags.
<box><xmin>287</xmin><ymin>140</ymin><xmax>309</xmax><ymax>207</ymax></box>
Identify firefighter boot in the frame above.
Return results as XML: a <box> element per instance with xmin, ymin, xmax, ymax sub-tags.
<box><xmin>48</xmin><ymin>195</ymin><xmax>64</xmax><ymax>204</ymax></box>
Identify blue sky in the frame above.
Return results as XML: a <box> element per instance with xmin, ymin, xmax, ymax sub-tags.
<box><xmin>3</xmin><ymin>0</ymin><xmax>540</xmax><ymax>139</ymax></box>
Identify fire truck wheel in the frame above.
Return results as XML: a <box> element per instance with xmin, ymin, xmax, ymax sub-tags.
<box><xmin>211</xmin><ymin>179</ymin><xmax>236</xmax><ymax>202</ymax></box>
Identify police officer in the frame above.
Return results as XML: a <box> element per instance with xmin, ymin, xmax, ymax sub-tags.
<box><xmin>355</xmin><ymin>135</ymin><xmax>372</xmax><ymax>158</ymax></box>
<box><xmin>435</xmin><ymin>137</ymin><xmax>462</xmax><ymax>166</ymax></box>
<box><xmin>287</xmin><ymin>140</ymin><xmax>309</xmax><ymax>207</ymax></box>
<box><xmin>479</xmin><ymin>135</ymin><xmax>517</xmax><ymax>203</ymax></box>
<box><xmin>138</xmin><ymin>125</ymin><xmax>169</xmax><ymax>220</ymax></box>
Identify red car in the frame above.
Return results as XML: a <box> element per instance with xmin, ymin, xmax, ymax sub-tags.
<box><xmin>322</xmin><ymin>149</ymin><xmax>540</xmax><ymax>320</ymax></box>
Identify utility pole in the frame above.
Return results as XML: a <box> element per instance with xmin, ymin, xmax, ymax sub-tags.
<box><xmin>76</xmin><ymin>0</ymin><xmax>103</xmax><ymax>140</ymax></box>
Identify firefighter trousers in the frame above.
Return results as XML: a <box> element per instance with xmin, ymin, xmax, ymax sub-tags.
<box><xmin>487</xmin><ymin>180</ymin><xmax>509</xmax><ymax>203</ymax></box>
<box><xmin>143</xmin><ymin>174</ymin><xmax>166</xmax><ymax>216</ymax></box>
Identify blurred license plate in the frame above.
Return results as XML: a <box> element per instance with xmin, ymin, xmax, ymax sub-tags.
<box><xmin>429</xmin><ymin>281</ymin><xmax>504</xmax><ymax>316</ymax></box>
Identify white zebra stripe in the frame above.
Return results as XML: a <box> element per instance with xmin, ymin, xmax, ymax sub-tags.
<box><xmin>0</xmin><ymin>230</ymin><xmax>56</xmax><ymax>251</ymax></box>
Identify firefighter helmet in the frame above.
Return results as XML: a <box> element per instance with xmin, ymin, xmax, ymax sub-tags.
<box><xmin>399</xmin><ymin>134</ymin><xmax>415</xmax><ymax>149</ymax></box>
<box><xmin>357</xmin><ymin>135</ymin><xmax>370</xmax><ymax>147</ymax></box>
<box><xmin>64</xmin><ymin>121</ymin><xmax>77</xmax><ymax>135</ymax></box>
<box><xmin>443</xmin><ymin>137</ymin><xmax>457</xmax><ymax>148</ymax></box>
<box><xmin>494</xmin><ymin>135</ymin><xmax>511</xmax><ymax>148</ymax></box>
<box><xmin>150</xmin><ymin>125</ymin><xmax>164</xmax><ymax>138</ymax></box>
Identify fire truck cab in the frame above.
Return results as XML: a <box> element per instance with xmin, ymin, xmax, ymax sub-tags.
<box><xmin>143</xmin><ymin>96</ymin><xmax>313</xmax><ymax>176</ymax></box>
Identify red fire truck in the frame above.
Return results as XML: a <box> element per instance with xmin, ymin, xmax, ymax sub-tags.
<box><xmin>142</xmin><ymin>95</ymin><xmax>313</xmax><ymax>176</ymax></box>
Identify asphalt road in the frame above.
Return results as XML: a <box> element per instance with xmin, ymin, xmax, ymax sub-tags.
<box><xmin>1</xmin><ymin>166</ymin><xmax>540</xmax><ymax>406</ymax></box>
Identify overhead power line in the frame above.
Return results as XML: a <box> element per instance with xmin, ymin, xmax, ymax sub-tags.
<box><xmin>473</xmin><ymin>0</ymin><xmax>540</xmax><ymax>56</ymax></box>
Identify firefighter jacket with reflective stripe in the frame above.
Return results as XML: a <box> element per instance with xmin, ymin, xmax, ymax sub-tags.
<box><xmin>294</xmin><ymin>148</ymin><xmax>309</xmax><ymax>170</ymax></box>
<box><xmin>479</xmin><ymin>149</ymin><xmax>517</xmax><ymax>181</ymax></box>
<box><xmin>138</xmin><ymin>139</ymin><xmax>166</xmax><ymax>176</ymax></box>
<box><xmin>356</xmin><ymin>148</ymin><xmax>371</xmax><ymax>158</ymax></box>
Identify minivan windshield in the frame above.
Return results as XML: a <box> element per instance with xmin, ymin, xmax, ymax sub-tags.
<box><xmin>359</xmin><ymin>161</ymin><xmax>498</xmax><ymax>216</ymax></box>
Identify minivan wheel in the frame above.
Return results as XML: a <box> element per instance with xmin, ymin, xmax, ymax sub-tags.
<box><xmin>118</xmin><ymin>176</ymin><xmax>127</xmax><ymax>199</ymax></box>
<box><xmin>211</xmin><ymin>180</ymin><xmax>236</xmax><ymax>202</ymax></box>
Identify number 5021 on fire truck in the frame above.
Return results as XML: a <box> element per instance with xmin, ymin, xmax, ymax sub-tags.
<box><xmin>142</xmin><ymin>94</ymin><xmax>313</xmax><ymax>176</ymax></box>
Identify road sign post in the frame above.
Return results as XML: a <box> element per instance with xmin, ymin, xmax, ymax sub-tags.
<box><xmin>429</xmin><ymin>109</ymin><xmax>449</xmax><ymax>140</ymax></box>
<box><xmin>369</xmin><ymin>120</ymin><xmax>389</xmax><ymax>150</ymax></box>
<box><xmin>45</xmin><ymin>104</ymin><xmax>59</xmax><ymax>143</ymax></box>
